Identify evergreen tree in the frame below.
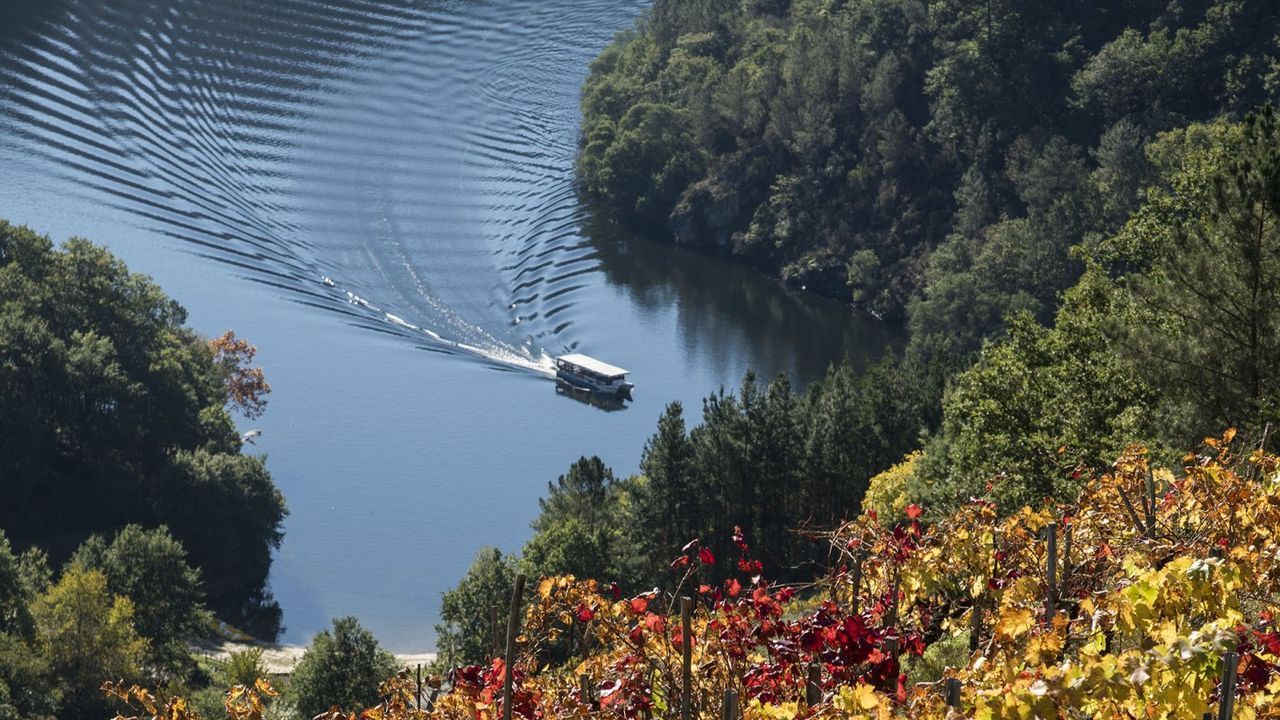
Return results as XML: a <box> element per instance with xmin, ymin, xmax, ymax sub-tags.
<box><xmin>435</xmin><ymin>548</ymin><xmax>517</xmax><ymax>668</ymax></box>
<box><xmin>637</xmin><ymin>402</ymin><xmax>696</xmax><ymax>564</ymax></box>
<box><xmin>1115</xmin><ymin>110</ymin><xmax>1280</xmax><ymax>436</ymax></box>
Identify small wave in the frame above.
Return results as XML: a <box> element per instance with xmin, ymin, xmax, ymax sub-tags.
<box><xmin>0</xmin><ymin>0</ymin><xmax>650</xmax><ymax>374</ymax></box>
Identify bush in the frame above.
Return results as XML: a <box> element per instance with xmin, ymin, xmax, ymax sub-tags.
<box><xmin>289</xmin><ymin>616</ymin><xmax>397</xmax><ymax>719</ymax></box>
<box><xmin>30</xmin><ymin>566</ymin><xmax>147</xmax><ymax>719</ymax></box>
<box><xmin>435</xmin><ymin>548</ymin><xmax>517</xmax><ymax>668</ymax></box>
<box><xmin>70</xmin><ymin>524</ymin><xmax>208</xmax><ymax>673</ymax></box>
<box><xmin>221</xmin><ymin>647</ymin><xmax>267</xmax><ymax>687</ymax></box>
<box><xmin>863</xmin><ymin>451</ymin><xmax>922</xmax><ymax>521</ymax></box>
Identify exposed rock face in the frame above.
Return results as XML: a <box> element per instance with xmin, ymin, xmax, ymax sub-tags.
<box><xmin>782</xmin><ymin>248</ymin><xmax>854</xmax><ymax>301</ymax></box>
<box><xmin>669</xmin><ymin>179</ymin><xmax>741</xmax><ymax>249</ymax></box>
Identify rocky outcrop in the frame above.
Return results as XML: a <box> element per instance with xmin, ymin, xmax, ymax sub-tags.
<box><xmin>669</xmin><ymin>178</ymin><xmax>741</xmax><ymax>249</ymax></box>
<box><xmin>781</xmin><ymin>248</ymin><xmax>853</xmax><ymax>301</ymax></box>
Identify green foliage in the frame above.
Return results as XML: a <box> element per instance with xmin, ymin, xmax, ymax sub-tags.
<box><xmin>1106</xmin><ymin>112</ymin><xmax>1280</xmax><ymax>438</ymax></box>
<box><xmin>916</xmin><ymin>113</ymin><xmax>1280</xmax><ymax>512</ymax></box>
<box><xmin>522</xmin><ymin>519</ymin><xmax>617</xmax><ymax>592</ymax></box>
<box><xmin>579</xmin><ymin>0</ymin><xmax>1280</xmax><ymax>353</ymax></box>
<box><xmin>435</xmin><ymin>548</ymin><xmax>518</xmax><ymax>668</ymax></box>
<box><xmin>0</xmin><ymin>222</ymin><xmax>287</xmax><ymax>638</ymax></box>
<box><xmin>289</xmin><ymin>616</ymin><xmax>397</xmax><ymax>720</ymax></box>
<box><xmin>0</xmin><ymin>631</ymin><xmax>55</xmax><ymax>720</ymax></box>
<box><xmin>30</xmin><ymin>566</ymin><xmax>147</xmax><ymax>719</ymax></box>
<box><xmin>70</xmin><ymin>524</ymin><xmax>209</xmax><ymax>673</ymax></box>
<box><xmin>531</xmin><ymin>456</ymin><xmax>617</xmax><ymax>536</ymax></box>
<box><xmin>220</xmin><ymin>647</ymin><xmax>267</xmax><ymax>689</ymax></box>
<box><xmin>0</xmin><ymin>532</ymin><xmax>54</xmax><ymax>720</ymax></box>
<box><xmin>151</xmin><ymin>449</ymin><xmax>286</xmax><ymax>639</ymax></box>
<box><xmin>507</xmin><ymin>359</ymin><xmax>933</xmax><ymax>597</ymax></box>
<box><xmin>636</xmin><ymin>403</ymin><xmax>697</xmax><ymax>567</ymax></box>
<box><xmin>579</xmin><ymin>101</ymin><xmax>706</xmax><ymax>223</ymax></box>
<box><xmin>522</xmin><ymin>457</ymin><xmax>649</xmax><ymax>587</ymax></box>
<box><xmin>0</xmin><ymin>532</ymin><xmax>35</xmax><ymax>639</ymax></box>
<box><xmin>913</xmin><ymin>282</ymin><xmax>1155</xmax><ymax>514</ymax></box>
<box><xmin>904</xmin><ymin>631</ymin><xmax>970</xmax><ymax>687</ymax></box>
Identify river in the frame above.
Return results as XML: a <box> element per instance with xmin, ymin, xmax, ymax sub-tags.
<box><xmin>0</xmin><ymin>0</ymin><xmax>893</xmax><ymax>650</ymax></box>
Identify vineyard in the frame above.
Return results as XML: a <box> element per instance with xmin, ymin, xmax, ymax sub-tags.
<box><xmin>111</xmin><ymin>431</ymin><xmax>1280</xmax><ymax>719</ymax></box>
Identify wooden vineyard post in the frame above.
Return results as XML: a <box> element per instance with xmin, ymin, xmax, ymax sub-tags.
<box><xmin>1062</xmin><ymin>522</ymin><xmax>1073</xmax><ymax>589</ymax></box>
<box><xmin>1144</xmin><ymin>471</ymin><xmax>1156</xmax><ymax>536</ymax></box>
<box><xmin>1218</xmin><ymin>651</ymin><xmax>1238</xmax><ymax>720</ymax></box>
<box><xmin>969</xmin><ymin>600</ymin><xmax>983</xmax><ymax>653</ymax></box>
<box><xmin>945</xmin><ymin>678</ymin><xmax>961</xmax><ymax>708</ymax></box>
<box><xmin>1045</xmin><ymin>522</ymin><xmax>1058</xmax><ymax>620</ymax></box>
<box><xmin>580</xmin><ymin>674</ymin><xmax>595</xmax><ymax>709</ymax></box>
<box><xmin>721</xmin><ymin>688</ymin><xmax>739</xmax><ymax>720</ymax></box>
<box><xmin>850</xmin><ymin>554</ymin><xmax>863</xmax><ymax>616</ymax></box>
<box><xmin>415</xmin><ymin>663</ymin><xmax>422</xmax><ymax>710</ymax></box>
<box><xmin>885</xmin><ymin>567</ymin><xmax>901</xmax><ymax>657</ymax></box>
<box><xmin>805</xmin><ymin>662</ymin><xmax>822</xmax><ymax>707</ymax></box>
<box><xmin>681</xmin><ymin>596</ymin><xmax>694</xmax><ymax>720</ymax></box>
<box><xmin>502</xmin><ymin>574</ymin><xmax>527</xmax><ymax>720</ymax></box>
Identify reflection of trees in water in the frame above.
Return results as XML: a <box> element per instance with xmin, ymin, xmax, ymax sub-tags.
<box><xmin>579</xmin><ymin>205</ymin><xmax>900</xmax><ymax>387</ymax></box>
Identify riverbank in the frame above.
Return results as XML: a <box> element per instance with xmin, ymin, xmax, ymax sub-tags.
<box><xmin>196</xmin><ymin>639</ymin><xmax>437</xmax><ymax>676</ymax></box>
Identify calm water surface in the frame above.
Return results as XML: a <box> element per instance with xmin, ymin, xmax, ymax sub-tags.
<box><xmin>0</xmin><ymin>0</ymin><xmax>894</xmax><ymax>650</ymax></box>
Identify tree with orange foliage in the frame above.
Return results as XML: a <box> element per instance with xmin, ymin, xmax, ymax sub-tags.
<box><xmin>210</xmin><ymin>331</ymin><xmax>272</xmax><ymax>420</ymax></box>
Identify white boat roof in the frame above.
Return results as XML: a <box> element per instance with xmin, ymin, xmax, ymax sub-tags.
<box><xmin>556</xmin><ymin>353</ymin><xmax>629</xmax><ymax>378</ymax></box>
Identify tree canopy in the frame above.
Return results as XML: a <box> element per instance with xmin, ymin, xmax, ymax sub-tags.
<box><xmin>289</xmin><ymin>616</ymin><xmax>398</xmax><ymax>720</ymax></box>
<box><xmin>580</xmin><ymin>0</ymin><xmax>1280</xmax><ymax>366</ymax></box>
<box><xmin>0</xmin><ymin>222</ymin><xmax>286</xmax><ymax>638</ymax></box>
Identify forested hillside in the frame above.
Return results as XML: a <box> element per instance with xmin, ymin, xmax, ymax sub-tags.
<box><xmin>0</xmin><ymin>223</ymin><xmax>287</xmax><ymax>719</ymax></box>
<box><xmin>579</xmin><ymin>0</ymin><xmax>1280</xmax><ymax>363</ymax></box>
<box><xmin>0</xmin><ymin>222</ymin><xmax>285</xmax><ymax>636</ymax></box>
<box><xmin>451</xmin><ymin>109</ymin><xmax>1280</xmax><ymax>633</ymax></box>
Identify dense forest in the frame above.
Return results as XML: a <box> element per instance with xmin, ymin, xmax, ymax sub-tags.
<box><xmin>579</xmin><ymin>0</ymin><xmax>1280</xmax><ymax>364</ymax></box>
<box><xmin>0</xmin><ymin>223</ymin><xmax>288</xmax><ymax>719</ymax></box>
<box><xmin>427</xmin><ymin>0</ymin><xmax>1280</xmax><ymax>690</ymax></box>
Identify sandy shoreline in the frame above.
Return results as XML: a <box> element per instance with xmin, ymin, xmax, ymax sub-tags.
<box><xmin>196</xmin><ymin>639</ymin><xmax>437</xmax><ymax>676</ymax></box>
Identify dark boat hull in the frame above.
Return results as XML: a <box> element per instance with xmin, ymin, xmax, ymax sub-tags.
<box><xmin>556</xmin><ymin>370</ymin><xmax>633</xmax><ymax>399</ymax></box>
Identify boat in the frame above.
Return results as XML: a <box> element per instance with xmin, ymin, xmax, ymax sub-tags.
<box><xmin>554</xmin><ymin>353</ymin><xmax>634</xmax><ymax>399</ymax></box>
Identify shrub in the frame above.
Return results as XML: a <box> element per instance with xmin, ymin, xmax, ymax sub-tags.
<box><xmin>289</xmin><ymin>616</ymin><xmax>397</xmax><ymax>718</ymax></box>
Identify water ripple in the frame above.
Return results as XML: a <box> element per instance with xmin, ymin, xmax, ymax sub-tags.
<box><xmin>0</xmin><ymin>0</ymin><xmax>650</xmax><ymax>372</ymax></box>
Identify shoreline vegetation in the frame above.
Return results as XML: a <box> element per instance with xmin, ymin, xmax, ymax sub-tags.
<box><xmin>577</xmin><ymin>0</ymin><xmax>1280</xmax><ymax>355</ymax></box>
<box><xmin>0</xmin><ymin>222</ymin><xmax>290</xmax><ymax>719</ymax></box>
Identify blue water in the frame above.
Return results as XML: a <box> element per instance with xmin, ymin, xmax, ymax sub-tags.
<box><xmin>0</xmin><ymin>0</ymin><xmax>893</xmax><ymax>650</ymax></box>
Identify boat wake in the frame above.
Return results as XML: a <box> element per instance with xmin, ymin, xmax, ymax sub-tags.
<box><xmin>0</xmin><ymin>0</ymin><xmax>647</xmax><ymax>377</ymax></box>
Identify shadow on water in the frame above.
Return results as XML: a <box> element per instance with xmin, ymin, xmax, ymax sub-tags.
<box><xmin>580</xmin><ymin>203</ymin><xmax>903</xmax><ymax>388</ymax></box>
<box><xmin>553</xmin><ymin>383</ymin><xmax>630</xmax><ymax>412</ymax></box>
